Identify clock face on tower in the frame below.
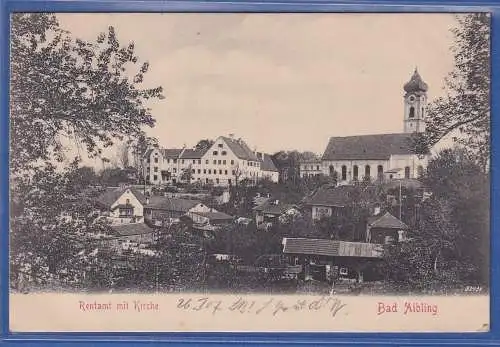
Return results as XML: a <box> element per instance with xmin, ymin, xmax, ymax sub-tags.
<box><xmin>409</xmin><ymin>95</ymin><xmax>416</xmax><ymax>103</ymax></box>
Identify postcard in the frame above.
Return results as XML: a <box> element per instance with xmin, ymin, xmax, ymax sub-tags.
<box><xmin>8</xmin><ymin>12</ymin><xmax>490</xmax><ymax>332</ymax></box>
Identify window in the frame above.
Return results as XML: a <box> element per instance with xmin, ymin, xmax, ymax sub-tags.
<box><xmin>219</xmin><ymin>169</ymin><xmax>222</xmax><ymax>174</ymax></box>
<box><xmin>232</xmin><ymin>170</ymin><xmax>236</xmax><ymax>175</ymax></box>
<box><xmin>417</xmin><ymin>165</ymin><xmax>424</xmax><ymax>177</ymax></box>
<box><xmin>218</xmin><ymin>143</ymin><xmax>223</xmax><ymax>148</ymax></box>
<box><xmin>203</xmin><ymin>169</ymin><xmax>206</xmax><ymax>174</ymax></box>
<box><xmin>404</xmin><ymin>166</ymin><xmax>410</xmax><ymax>179</ymax></box>
<box><xmin>341</xmin><ymin>165</ymin><xmax>347</xmax><ymax>180</ymax></box>
<box><xmin>206</xmin><ymin>160</ymin><xmax>209</xmax><ymax>164</ymax></box>
<box><xmin>192</xmin><ymin>169</ymin><xmax>195</xmax><ymax>174</ymax></box>
<box><xmin>173</xmin><ymin>168</ymin><xmax>177</xmax><ymax>173</ymax></box>
<box><xmin>213</xmin><ymin>160</ymin><xmax>216</xmax><ymax>165</ymax></box>
<box><xmin>222</xmin><ymin>151</ymin><xmax>227</xmax><ymax>155</ymax></box>
<box><xmin>231</xmin><ymin>160</ymin><xmax>235</xmax><ymax>165</ymax></box>
<box><xmin>147</xmin><ymin>159</ymin><xmax>150</xmax><ymax>163</ymax></box>
<box><xmin>353</xmin><ymin>165</ymin><xmax>358</xmax><ymax>180</ymax></box>
<box><xmin>409</xmin><ymin>106</ymin><xmax>415</xmax><ymax>118</ymax></box>
<box><xmin>329</xmin><ymin>165</ymin><xmax>335</xmax><ymax>176</ymax></box>
<box><xmin>365</xmin><ymin>165</ymin><xmax>371</xmax><ymax>177</ymax></box>
<box><xmin>228</xmin><ymin>179</ymin><xmax>232</xmax><ymax>185</ymax></box>
<box><xmin>147</xmin><ymin>167</ymin><xmax>150</xmax><ymax>172</ymax></box>
<box><xmin>223</xmin><ymin>160</ymin><xmax>226</xmax><ymax>165</ymax></box>
<box><xmin>216</xmin><ymin>178</ymin><xmax>220</xmax><ymax>184</ymax></box>
<box><xmin>153</xmin><ymin>175</ymin><xmax>158</xmax><ymax>181</ymax></box>
<box><xmin>206</xmin><ymin>178</ymin><xmax>209</xmax><ymax>184</ymax></box>
<box><xmin>218</xmin><ymin>160</ymin><xmax>221</xmax><ymax>165</ymax></box>
<box><xmin>167</xmin><ymin>159</ymin><xmax>170</xmax><ymax>163</ymax></box>
<box><xmin>317</xmin><ymin>165</ymin><xmax>320</xmax><ymax>170</ymax></box>
<box><xmin>198</xmin><ymin>159</ymin><xmax>201</xmax><ymax>164</ymax></box>
<box><xmin>173</xmin><ymin>159</ymin><xmax>177</xmax><ymax>164</ymax></box>
<box><xmin>208</xmin><ymin>169</ymin><xmax>211</xmax><ymax>174</ymax></box>
<box><xmin>154</xmin><ymin>167</ymin><xmax>158</xmax><ymax>172</ymax></box>
<box><xmin>181</xmin><ymin>160</ymin><xmax>185</xmax><ymax>164</ymax></box>
<box><xmin>213</xmin><ymin>151</ymin><xmax>218</xmax><ymax>155</ymax></box>
<box><xmin>422</xmin><ymin>107</ymin><xmax>424</xmax><ymax>118</ymax></box>
<box><xmin>154</xmin><ymin>158</ymin><xmax>158</xmax><ymax>163</ymax></box>
<box><xmin>225</xmin><ymin>170</ymin><xmax>228</xmax><ymax>175</ymax></box>
<box><xmin>377</xmin><ymin>165</ymin><xmax>384</xmax><ymax>179</ymax></box>
<box><xmin>193</xmin><ymin>160</ymin><xmax>196</xmax><ymax>164</ymax></box>
<box><xmin>198</xmin><ymin>169</ymin><xmax>201</xmax><ymax>174</ymax></box>
<box><xmin>126</xmin><ymin>199</ymin><xmax>130</xmax><ymax>204</ymax></box>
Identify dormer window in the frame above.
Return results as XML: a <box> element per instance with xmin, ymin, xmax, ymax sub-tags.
<box><xmin>218</xmin><ymin>144</ymin><xmax>223</xmax><ymax>148</ymax></box>
<box><xmin>213</xmin><ymin>151</ymin><xmax>218</xmax><ymax>155</ymax></box>
<box><xmin>221</xmin><ymin>151</ymin><xmax>227</xmax><ymax>155</ymax></box>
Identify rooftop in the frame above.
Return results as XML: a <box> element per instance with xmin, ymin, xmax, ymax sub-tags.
<box><xmin>303</xmin><ymin>184</ymin><xmax>379</xmax><ymax>207</ymax></box>
<box><xmin>96</xmin><ymin>187</ymin><xmax>147</xmax><ymax>209</ymax></box>
<box><xmin>110</xmin><ymin>223</ymin><xmax>154</xmax><ymax>237</ymax></box>
<box><xmin>145</xmin><ymin>196</ymin><xmax>202</xmax><ymax>212</ymax></box>
<box><xmin>282</xmin><ymin>238</ymin><xmax>383</xmax><ymax>258</ymax></box>
<box><xmin>322</xmin><ymin>133</ymin><xmax>418</xmax><ymax>161</ymax></box>
<box><xmin>367</xmin><ymin>212</ymin><xmax>408</xmax><ymax>230</ymax></box>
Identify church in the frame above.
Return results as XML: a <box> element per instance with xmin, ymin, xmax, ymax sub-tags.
<box><xmin>320</xmin><ymin>69</ymin><xmax>430</xmax><ymax>182</ymax></box>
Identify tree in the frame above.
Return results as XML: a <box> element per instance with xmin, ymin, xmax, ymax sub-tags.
<box><xmin>10</xmin><ymin>14</ymin><xmax>164</xmax><ymax>290</ymax></box>
<box><xmin>195</xmin><ymin>139</ymin><xmax>214</xmax><ymax>152</ymax></box>
<box><xmin>379</xmin><ymin>148</ymin><xmax>489</xmax><ymax>290</ymax></box>
<box><xmin>116</xmin><ymin>142</ymin><xmax>130</xmax><ymax>168</ymax></box>
<box><xmin>425</xmin><ymin>13</ymin><xmax>490</xmax><ymax>170</ymax></box>
<box><xmin>10</xmin><ymin>13</ymin><xmax>164</xmax><ymax>173</ymax></box>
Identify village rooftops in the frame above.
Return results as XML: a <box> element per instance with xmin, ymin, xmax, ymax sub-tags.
<box><xmin>220</xmin><ymin>136</ymin><xmax>259</xmax><ymax>161</ymax></box>
<box><xmin>303</xmin><ymin>184</ymin><xmax>378</xmax><ymax>208</ymax></box>
<box><xmin>367</xmin><ymin>212</ymin><xmax>409</xmax><ymax>230</ymax></box>
<box><xmin>96</xmin><ymin>187</ymin><xmax>147</xmax><ymax>209</ymax></box>
<box><xmin>256</xmin><ymin>152</ymin><xmax>279</xmax><ymax>172</ymax></box>
<box><xmin>253</xmin><ymin>199</ymin><xmax>298</xmax><ymax>215</ymax></box>
<box><xmin>110</xmin><ymin>223</ymin><xmax>154</xmax><ymax>237</ymax></box>
<box><xmin>282</xmin><ymin>237</ymin><xmax>383</xmax><ymax>258</ymax></box>
<box><xmin>190</xmin><ymin>211</ymin><xmax>233</xmax><ymax>221</ymax></box>
<box><xmin>321</xmin><ymin>133</ymin><xmax>420</xmax><ymax>161</ymax></box>
<box><xmin>145</xmin><ymin>196</ymin><xmax>202</xmax><ymax>213</ymax></box>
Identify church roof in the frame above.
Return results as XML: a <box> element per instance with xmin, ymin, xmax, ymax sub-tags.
<box><xmin>404</xmin><ymin>68</ymin><xmax>428</xmax><ymax>93</ymax></box>
<box><xmin>321</xmin><ymin>133</ymin><xmax>416</xmax><ymax>161</ymax></box>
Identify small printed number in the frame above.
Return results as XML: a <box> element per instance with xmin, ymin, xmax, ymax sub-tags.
<box><xmin>464</xmin><ymin>286</ymin><xmax>482</xmax><ymax>293</ymax></box>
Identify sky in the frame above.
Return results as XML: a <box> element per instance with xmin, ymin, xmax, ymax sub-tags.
<box><xmin>55</xmin><ymin>13</ymin><xmax>459</xmax><ymax>166</ymax></box>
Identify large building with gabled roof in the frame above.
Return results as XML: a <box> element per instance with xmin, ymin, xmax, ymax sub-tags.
<box><xmin>320</xmin><ymin>69</ymin><xmax>431</xmax><ymax>183</ymax></box>
<box><xmin>142</xmin><ymin>135</ymin><xmax>278</xmax><ymax>186</ymax></box>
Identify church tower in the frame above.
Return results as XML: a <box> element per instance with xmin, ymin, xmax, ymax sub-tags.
<box><xmin>403</xmin><ymin>68</ymin><xmax>428</xmax><ymax>133</ymax></box>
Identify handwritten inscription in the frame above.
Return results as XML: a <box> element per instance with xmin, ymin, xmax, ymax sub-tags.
<box><xmin>176</xmin><ymin>296</ymin><xmax>347</xmax><ymax>317</ymax></box>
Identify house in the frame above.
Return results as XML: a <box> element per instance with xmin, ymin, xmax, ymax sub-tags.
<box><xmin>142</xmin><ymin>135</ymin><xmax>277</xmax><ymax>187</ymax></box>
<box><xmin>106</xmin><ymin>222</ymin><xmax>156</xmax><ymax>252</ymax></box>
<box><xmin>303</xmin><ymin>184</ymin><xmax>379</xmax><ymax>222</ymax></box>
<box><xmin>186</xmin><ymin>211</ymin><xmax>234</xmax><ymax>231</ymax></box>
<box><xmin>300</xmin><ymin>159</ymin><xmax>323</xmax><ymax>178</ymax></box>
<box><xmin>320</xmin><ymin>69</ymin><xmax>431</xmax><ymax>184</ymax></box>
<box><xmin>253</xmin><ymin>199</ymin><xmax>301</xmax><ymax>230</ymax></box>
<box><xmin>95</xmin><ymin>186</ymin><xmax>148</xmax><ymax>224</ymax></box>
<box><xmin>366</xmin><ymin>211</ymin><xmax>409</xmax><ymax>244</ymax></box>
<box><xmin>143</xmin><ymin>196</ymin><xmax>211</xmax><ymax>226</ymax></box>
<box><xmin>256</xmin><ymin>152</ymin><xmax>279</xmax><ymax>183</ymax></box>
<box><xmin>282</xmin><ymin>237</ymin><xmax>383</xmax><ymax>283</ymax></box>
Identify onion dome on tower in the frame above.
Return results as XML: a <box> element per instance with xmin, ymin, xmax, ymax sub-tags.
<box><xmin>403</xmin><ymin>68</ymin><xmax>428</xmax><ymax>94</ymax></box>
